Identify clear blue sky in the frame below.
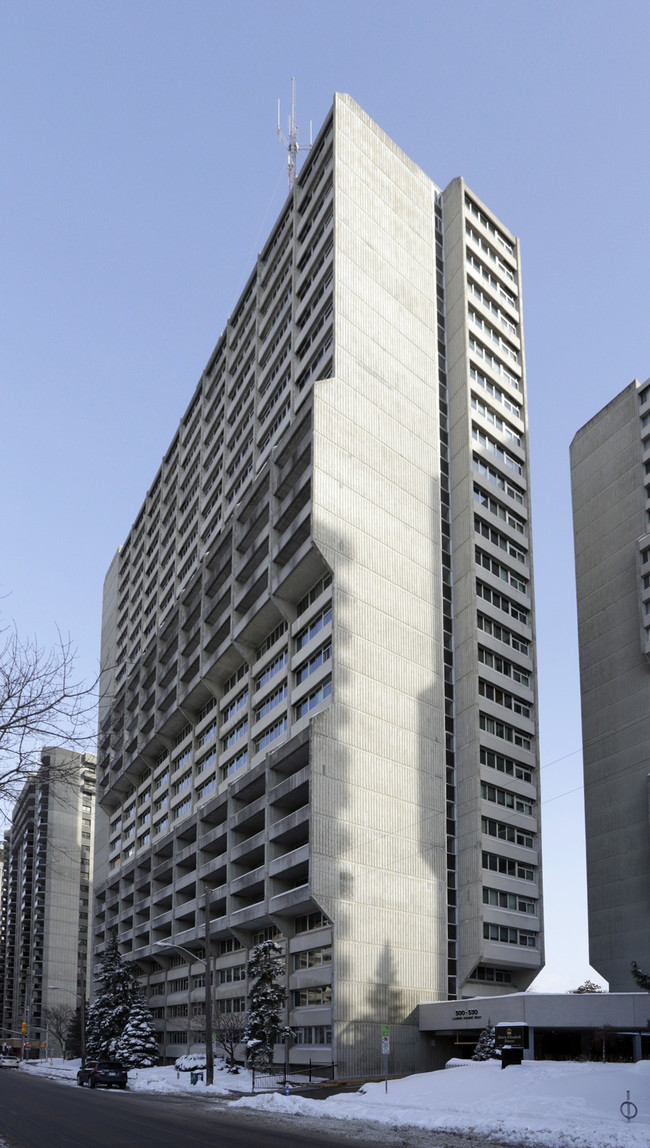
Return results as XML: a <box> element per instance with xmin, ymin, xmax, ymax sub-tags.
<box><xmin>2</xmin><ymin>0</ymin><xmax>649</xmax><ymax>992</ymax></box>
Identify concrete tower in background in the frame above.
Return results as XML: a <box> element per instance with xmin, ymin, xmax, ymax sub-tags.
<box><xmin>571</xmin><ymin>376</ymin><xmax>650</xmax><ymax>990</ymax></box>
<box><xmin>0</xmin><ymin>748</ymin><xmax>96</xmax><ymax>1056</ymax></box>
<box><xmin>94</xmin><ymin>94</ymin><xmax>542</xmax><ymax>1076</ymax></box>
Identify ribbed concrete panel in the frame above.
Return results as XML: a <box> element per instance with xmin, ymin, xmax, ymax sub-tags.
<box><xmin>309</xmin><ymin>94</ymin><xmax>446</xmax><ymax>1077</ymax></box>
<box><xmin>571</xmin><ymin>378</ymin><xmax>650</xmax><ymax>990</ymax></box>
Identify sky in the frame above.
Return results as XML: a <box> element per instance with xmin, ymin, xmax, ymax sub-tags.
<box><xmin>2</xmin><ymin>0</ymin><xmax>649</xmax><ymax>993</ymax></box>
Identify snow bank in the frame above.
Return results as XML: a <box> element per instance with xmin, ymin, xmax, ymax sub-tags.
<box><xmin>231</xmin><ymin>1060</ymin><xmax>650</xmax><ymax>1148</ymax></box>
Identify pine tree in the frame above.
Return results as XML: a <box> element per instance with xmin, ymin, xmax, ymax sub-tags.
<box><xmin>85</xmin><ymin>933</ymin><xmax>142</xmax><ymax>1059</ymax></box>
<box><xmin>116</xmin><ymin>998</ymin><xmax>159</xmax><ymax>1068</ymax></box>
<box><xmin>243</xmin><ymin>940</ymin><xmax>293</xmax><ymax>1068</ymax></box>
<box><xmin>472</xmin><ymin>1019</ymin><xmax>501</xmax><ymax>1061</ymax></box>
<box><xmin>631</xmin><ymin>962</ymin><xmax>650</xmax><ymax>991</ymax></box>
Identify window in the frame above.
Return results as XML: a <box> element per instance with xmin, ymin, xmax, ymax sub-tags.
<box><xmin>472</xmin><ymin>425</ymin><xmax>522</xmax><ymax>475</ymax></box>
<box><xmin>296</xmin><ymin>606</ymin><xmax>332</xmax><ymax>651</ymax></box>
<box><xmin>294</xmin><ymin>1026</ymin><xmax>332</xmax><ymax>1045</ymax></box>
<box><xmin>483</xmin><ymin>922</ymin><xmax>537</xmax><ymax>947</ymax></box>
<box><xmin>169</xmin><ymin>977</ymin><xmax>189</xmax><ymax>993</ymax></box>
<box><xmin>481</xmin><ymin>781</ymin><xmax>533</xmax><ymax>816</ymax></box>
<box><xmin>217</xmin><ymin>997</ymin><xmax>246</xmax><ymax>1013</ymax></box>
<box><xmin>220</xmin><ymin>749</ymin><xmax>248</xmax><ymax>780</ymax></box>
<box><xmin>477</xmin><ymin>613</ymin><xmax>529</xmax><ymax>655</ymax></box>
<box><xmin>173</xmin><ymin>796</ymin><xmax>192</xmax><ymax>820</ymax></box>
<box><xmin>468</xmin><ymin>965</ymin><xmax>512</xmax><ymax>984</ymax></box>
<box><xmin>474</xmin><ymin>516</ymin><xmax>526</xmax><ymax>563</ymax></box>
<box><xmin>478</xmin><ymin>647</ymin><xmax>530</xmax><ymax>687</ymax></box>
<box><xmin>295</xmin><ymin>642</ymin><xmax>332</xmax><ymax>685</ymax></box>
<box><xmin>256</xmin><ymin>621</ymin><xmax>288</xmax><ymax>660</ymax></box>
<box><xmin>482</xmin><ymin>816</ymin><xmax>534</xmax><ymax>849</ymax></box>
<box><xmin>292</xmin><ymin>945</ymin><xmax>331</xmax><ymax>970</ymax></box>
<box><xmin>476</xmin><ymin>580</ymin><xmax>528</xmax><ymax>624</ymax></box>
<box><xmin>218</xmin><ymin>964</ymin><xmax>246</xmax><ymax>984</ymax></box>
<box><xmin>293</xmin><ymin>986</ymin><xmax>332</xmax><ymax>1006</ymax></box>
<box><xmin>295</xmin><ymin>677</ymin><xmax>332</xmax><ymax>719</ymax></box>
<box><xmin>482</xmin><ymin>887</ymin><xmax>536</xmax><ymax>914</ymax></box>
<box><xmin>480</xmin><ymin>746</ymin><xmax>532</xmax><ymax>784</ymax></box>
<box><xmin>222</xmin><ymin>689</ymin><xmax>248</xmax><ymax>723</ymax></box>
<box><xmin>297</xmin><ymin>573</ymin><xmax>332</xmax><ymax>615</ymax></box>
<box><xmin>219</xmin><ymin>938</ymin><xmax>244</xmax><ymax>955</ymax></box>
<box><xmin>221</xmin><ymin>717</ymin><xmax>248</xmax><ymax>751</ymax></box>
<box><xmin>197</xmin><ymin>776</ymin><xmax>216</xmax><ymax>801</ymax></box>
<box><xmin>197</xmin><ymin>719</ymin><xmax>217</xmax><ymax>747</ymax></box>
<box><xmin>479</xmin><ymin>679</ymin><xmax>531</xmax><ymax>719</ymax></box>
<box><xmin>295</xmin><ymin>911</ymin><xmax>330</xmax><ymax>933</ymax></box>
<box><xmin>475</xmin><ymin>549</ymin><xmax>527</xmax><ymax>595</ymax></box>
<box><xmin>172</xmin><ymin>771</ymin><xmax>192</xmax><ymax>796</ymax></box>
<box><xmin>255</xmin><ymin>716</ymin><xmax>287</xmax><ymax>753</ymax></box>
<box><xmin>256</xmin><ymin>649</ymin><xmax>288</xmax><ymax>690</ymax></box>
<box><xmin>482</xmin><ymin>851</ymin><xmax>535</xmax><ymax>881</ymax></box>
<box><xmin>255</xmin><ymin>682</ymin><xmax>287</xmax><ymax>722</ymax></box>
<box><xmin>473</xmin><ymin>486</ymin><xmax>526</xmax><ymax>533</ymax></box>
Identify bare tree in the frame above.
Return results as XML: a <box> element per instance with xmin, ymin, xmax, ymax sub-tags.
<box><xmin>213</xmin><ymin>1010</ymin><xmax>247</xmax><ymax>1067</ymax></box>
<box><xmin>0</xmin><ymin>623</ymin><xmax>97</xmax><ymax>801</ymax></box>
<box><xmin>42</xmin><ymin>1004</ymin><xmax>75</xmax><ymax>1057</ymax></box>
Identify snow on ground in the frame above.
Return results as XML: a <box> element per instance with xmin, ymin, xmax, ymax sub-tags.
<box><xmin>22</xmin><ymin>1055</ymin><xmax>254</xmax><ymax>1096</ymax></box>
<box><xmin>21</xmin><ymin>1056</ymin><xmax>650</xmax><ymax>1148</ymax></box>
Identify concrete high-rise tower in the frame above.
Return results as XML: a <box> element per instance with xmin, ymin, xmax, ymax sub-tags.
<box><xmin>94</xmin><ymin>95</ymin><xmax>542</xmax><ymax>1075</ymax></box>
<box><xmin>0</xmin><ymin>748</ymin><xmax>96</xmax><ymax>1056</ymax></box>
<box><xmin>571</xmin><ymin>376</ymin><xmax>650</xmax><ymax>991</ymax></box>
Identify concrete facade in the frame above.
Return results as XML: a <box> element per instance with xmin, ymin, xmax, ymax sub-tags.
<box><xmin>419</xmin><ymin>991</ymin><xmax>650</xmax><ymax>1064</ymax></box>
<box><xmin>0</xmin><ymin>748</ymin><xmax>96</xmax><ymax>1055</ymax></box>
<box><xmin>94</xmin><ymin>95</ymin><xmax>542</xmax><ymax>1077</ymax></box>
<box><xmin>571</xmin><ymin>377</ymin><xmax>650</xmax><ymax>991</ymax></box>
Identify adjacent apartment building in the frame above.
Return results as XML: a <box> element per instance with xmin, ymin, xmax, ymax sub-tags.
<box><xmin>94</xmin><ymin>94</ymin><xmax>542</xmax><ymax>1076</ymax></box>
<box><xmin>571</xmin><ymin>376</ymin><xmax>650</xmax><ymax>991</ymax></box>
<box><xmin>0</xmin><ymin>748</ymin><xmax>96</xmax><ymax>1055</ymax></box>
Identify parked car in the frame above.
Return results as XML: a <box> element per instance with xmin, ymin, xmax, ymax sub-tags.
<box><xmin>0</xmin><ymin>1055</ymin><xmax>21</xmax><ymax>1068</ymax></box>
<box><xmin>76</xmin><ymin>1060</ymin><xmax>128</xmax><ymax>1089</ymax></box>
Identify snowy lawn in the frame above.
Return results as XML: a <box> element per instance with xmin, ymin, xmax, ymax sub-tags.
<box><xmin>21</xmin><ymin>1055</ymin><xmax>255</xmax><ymax>1096</ymax></box>
<box><xmin>21</xmin><ymin>1056</ymin><xmax>650</xmax><ymax>1148</ymax></box>
<box><xmin>230</xmin><ymin>1059</ymin><xmax>650</xmax><ymax>1148</ymax></box>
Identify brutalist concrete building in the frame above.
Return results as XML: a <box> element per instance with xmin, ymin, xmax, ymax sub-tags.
<box><xmin>0</xmin><ymin>749</ymin><xmax>96</xmax><ymax>1056</ymax></box>
<box><xmin>94</xmin><ymin>94</ymin><xmax>543</xmax><ymax>1076</ymax></box>
<box><xmin>571</xmin><ymin>376</ymin><xmax>650</xmax><ymax>991</ymax></box>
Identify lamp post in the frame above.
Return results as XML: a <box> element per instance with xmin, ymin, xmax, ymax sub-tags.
<box><xmin>48</xmin><ymin>985</ymin><xmax>85</xmax><ymax>1068</ymax></box>
<box><xmin>154</xmin><ymin>886</ymin><xmax>214</xmax><ymax>1086</ymax></box>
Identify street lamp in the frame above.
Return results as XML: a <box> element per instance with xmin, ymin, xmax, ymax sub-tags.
<box><xmin>48</xmin><ymin>986</ymin><xmax>85</xmax><ymax>1068</ymax></box>
<box><xmin>154</xmin><ymin>886</ymin><xmax>214</xmax><ymax>1086</ymax></box>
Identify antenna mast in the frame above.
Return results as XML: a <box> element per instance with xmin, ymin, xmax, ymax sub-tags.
<box><xmin>278</xmin><ymin>77</ymin><xmax>311</xmax><ymax>191</ymax></box>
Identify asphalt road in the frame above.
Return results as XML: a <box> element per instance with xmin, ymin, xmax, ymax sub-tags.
<box><xmin>0</xmin><ymin>1071</ymin><xmax>376</xmax><ymax>1148</ymax></box>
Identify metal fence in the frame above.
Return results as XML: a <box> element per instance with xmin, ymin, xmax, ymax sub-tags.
<box><xmin>251</xmin><ymin>1061</ymin><xmax>336</xmax><ymax>1091</ymax></box>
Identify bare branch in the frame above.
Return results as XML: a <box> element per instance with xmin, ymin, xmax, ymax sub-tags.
<box><xmin>0</xmin><ymin>622</ymin><xmax>98</xmax><ymax>802</ymax></box>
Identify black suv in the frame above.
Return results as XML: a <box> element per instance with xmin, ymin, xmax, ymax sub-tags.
<box><xmin>76</xmin><ymin>1060</ymin><xmax>128</xmax><ymax>1089</ymax></box>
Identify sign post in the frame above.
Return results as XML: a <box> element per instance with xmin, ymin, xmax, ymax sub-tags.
<box><xmin>381</xmin><ymin>1025</ymin><xmax>390</xmax><ymax>1093</ymax></box>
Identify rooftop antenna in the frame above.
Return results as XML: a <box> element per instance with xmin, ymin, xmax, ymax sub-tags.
<box><xmin>278</xmin><ymin>77</ymin><xmax>312</xmax><ymax>191</ymax></box>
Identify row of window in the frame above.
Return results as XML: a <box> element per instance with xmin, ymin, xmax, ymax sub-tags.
<box><xmin>478</xmin><ymin>646</ymin><xmax>530</xmax><ymax>688</ymax></box>
<box><xmin>481</xmin><ymin>816</ymin><xmax>534</xmax><ymax>849</ymax></box>
<box><xmin>481</xmin><ymin>780</ymin><xmax>533</xmax><ymax>816</ymax></box>
<box><xmin>482</xmin><ymin>886</ymin><xmax>536</xmax><ymax>914</ymax></box>
<box><xmin>479</xmin><ymin>679</ymin><xmax>531</xmax><ymax>720</ymax></box>
<box><xmin>482</xmin><ymin>743</ymin><xmax>532</xmax><ymax>789</ymax></box>
<box><xmin>483</xmin><ymin>922</ymin><xmax>537</xmax><ymax>947</ymax></box>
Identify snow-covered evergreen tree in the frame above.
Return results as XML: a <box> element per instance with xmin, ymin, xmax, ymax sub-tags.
<box><xmin>472</xmin><ymin>1019</ymin><xmax>501</xmax><ymax>1061</ymax></box>
<box><xmin>116</xmin><ymin>998</ymin><xmax>159</xmax><ymax>1068</ymax></box>
<box><xmin>631</xmin><ymin>961</ymin><xmax>650</xmax><ymax>991</ymax></box>
<box><xmin>86</xmin><ymin>932</ymin><xmax>142</xmax><ymax>1059</ymax></box>
<box><xmin>243</xmin><ymin>939</ymin><xmax>292</xmax><ymax>1067</ymax></box>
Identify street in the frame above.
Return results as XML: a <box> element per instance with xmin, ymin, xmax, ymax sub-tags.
<box><xmin>0</xmin><ymin>1070</ymin><xmax>373</xmax><ymax>1148</ymax></box>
